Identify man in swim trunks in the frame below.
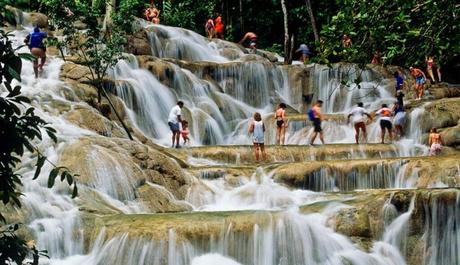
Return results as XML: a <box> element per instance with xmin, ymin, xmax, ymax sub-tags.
<box><xmin>239</xmin><ymin>32</ymin><xmax>257</xmax><ymax>49</ymax></box>
<box><xmin>168</xmin><ymin>101</ymin><xmax>184</xmax><ymax>148</ymax></box>
<box><xmin>274</xmin><ymin>103</ymin><xmax>287</xmax><ymax>145</ymax></box>
<box><xmin>24</xmin><ymin>26</ymin><xmax>47</xmax><ymax>78</ymax></box>
<box><xmin>428</xmin><ymin>127</ymin><xmax>443</xmax><ymax>156</ymax></box>
<box><xmin>309</xmin><ymin>100</ymin><xmax>325</xmax><ymax>145</ymax></box>
<box><xmin>376</xmin><ymin>104</ymin><xmax>393</xmax><ymax>144</ymax></box>
<box><xmin>409</xmin><ymin>66</ymin><xmax>427</xmax><ymax>100</ymax></box>
<box><xmin>347</xmin><ymin>102</ymin><xmax>372</xmax><ymax>144</ymax></box>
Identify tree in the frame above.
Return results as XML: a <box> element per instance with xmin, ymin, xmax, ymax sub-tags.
<box><xmin>281</xmin><ymin>0</ymin><xmax>290</xmax><ymax>64</ymax></box>
<box><xmin>0</xmin><ymin>25</ymin><xmax>77</xmax><ymax>265</ymax></box>
<box><xmin>304</xmin><ymin>0</ymin><xmax>319</xmax><ymax>43</ymax></box>
<box><xmin>40</xmin><ymin>0</ymin><xmax>136</xmax><ymax>140</ymax></box>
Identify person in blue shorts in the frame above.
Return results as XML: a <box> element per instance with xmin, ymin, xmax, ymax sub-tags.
<box><xmin>409</xmin><ymin>67</ymin><xmax>427</xmax><ymax>100</ymax></box>
<box><xmin>167</xmin><ymin>101</ymin><xmax>184</xmax><ymax>148</ymax></box>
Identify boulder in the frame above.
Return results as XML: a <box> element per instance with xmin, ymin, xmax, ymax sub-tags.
<box><xmin>26</xmin><ymin>12</ymin><xmax>49</xmax><ymax>28</ymax></box>
<box><xmin>332</xmin><ymin>207</ymin><xmax>371</xmax><ymax>237</ymax></box>
<box><xmin>126</xmin><ymin>30</ymin><xmax>152</xmax><ymax>56</ymax></box>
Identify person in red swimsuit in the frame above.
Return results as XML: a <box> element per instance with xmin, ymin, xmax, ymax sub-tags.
<box><xmin>426</xmin><ymin>56</ymin><xmax>441</xmax><ymax>83</ymax></box>
<box><xmin>214</xmin><ymin>16</ymin><xmax>225</xmax><ymax>39</ymax></box>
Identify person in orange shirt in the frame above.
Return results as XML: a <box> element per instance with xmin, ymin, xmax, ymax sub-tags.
<box><xmin>214</xmin><ymin>15</ymin><xmax>225</xmax><ymax>39</ymax></box>
<box><xmin>274</xmin><ymin>103</ymin><xmax>287</xmax><ymax>145</ymax></box>
<box><xmin>309</xmin><ymin>100</ymin><xmax>325</xmax><ymax>145</ymax></box>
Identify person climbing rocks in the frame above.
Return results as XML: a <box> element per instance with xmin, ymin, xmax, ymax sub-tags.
<box><xmin>274</xmin><ymin>103</ymin><xmax>287</xmax><ymax>145</ymax></box>
<box><xmin>168</xmin><ymin>101</ymin><xmax>184</xmax><ymax>148</ymax></box>
<box><xmin>239</xmin><ymin>32</ymin><xmax>257</xmax><ymax>50</ymax></box>
<box><xmin>24</xmin><ymin>26</ymin><xmax>47</xmax><ymax>78</ymax></box>
<box><xmin>181</xmin><ymin>120</ymin><xmax>190</xmax><ymax>145</ymax></box>
<box><xmin>205</xmin><ymin>18</ymin><xmax>215</xmax><ymax>39</ymax></box>
<box><xmin>376</xmin><ymin>104</ymin><xmax>393</xmax><ymax>144</ymax></box>
<box><xmin>341</xmin><ymin>34</ymin><xmax>352</xmax><ymax>48</ymax></box>
<box><xmin>392</xmin><ymin>101</ymin><xmax>406</xmax><ymax>138</ymax></box>
<box><xmin>309</xmin><ymin>100</ymin><xmax>325</xmax><ymax>145</ymax></box>
<box><xmin>214</xmin><ymin>15</ymin><xmax>225</xmax><ymax>39</ymax></box>
<box><xmin>347</xmin><ymin>102</ymin><xmax>372</xmax><ymax>144</ymax></box>
<box><xmin>145</xmin><ymin>2</ymin><xmax>160</xmax><ymax>24</ymax></box>
<box><xmin>428</xmin><ymin>127</ymin><xmax>443</xmax><ymax>156</ymax></box>
<box><xmin>426</xmin><ymin>56</ymin><xmax>442</xmax><ymax>83</ymax></box>
<box><xmin>249</xmin><ymin>112</ymin><xmax>266</xmax><ymax>162</ymax></box>
<box><xmin>394</xmin><ymin>71</ymin><xmax>404</xmax><ymax>96</ymax></box>
<box><xmin>409</xmin><ymin>66</ymin><xmax>426</xmax><ymax>100</ymax></box>
<box><xmin>371</xmin><ymin>50</ymin><xmax>381</xmax><ymax>65</ymax></box>
<box><xmin>296</xmin><ymin>44</ymin><xmax>311</xmax><ymax>64</ymax></box>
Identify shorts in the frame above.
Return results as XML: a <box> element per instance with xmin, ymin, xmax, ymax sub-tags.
<box><xmin>429</xmin><ymin>143</ymin><xmax>442</xmax><ymax>156</ymax></box>
<box><xmin>416</xmin><ymin>76</ymin><xmax>425</xmax><ymax>85</ymax></box>
<box><xmin>354</xmin><ymin>122</ymin><xmax>366</xmax><ymax>132</ymax></box>
<box><xmin>313</xmin><ymin>118</ymin><xmax>322</xmax><ymax>132</ymax></box>
<box><xmin>253</xmin><ymin>136</ymin><xmax>264</xmax><ymax>144</ymax></box>
<box><xmin>168</xmin><ymin>122</ymin><xmax>180</xmax><ymax>133</ymax></box>
<box><xmin>380</xmin><ymin>119</ymin><xmax>392</xmax><ymax>130</ymax></box>
<box><xmin>394</xmin><ymin>112</ymin><xmax>406</xmax><ymax>126</ymax></box>
<box><xmin>276</xmin><ymin>120</ymin><xmax>284</xmax><ymax>128</ymax></box>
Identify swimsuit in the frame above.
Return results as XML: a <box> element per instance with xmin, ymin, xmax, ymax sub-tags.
<box><xmin>275</xmin><ymin>108</ymin><xmax>285</xmax><ymax>128</ymax></box>
<box><xmin>416</xmin><ymin>76</ymin><xmax>425</xmax><ymax>85</ymax></box>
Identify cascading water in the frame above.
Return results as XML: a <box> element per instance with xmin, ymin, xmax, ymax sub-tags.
<box><xmin>5</xmin><ymin>11</ymin><xmax>459</xmax><ymax>265</ymax></box>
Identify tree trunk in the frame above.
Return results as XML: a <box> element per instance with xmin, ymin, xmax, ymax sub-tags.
<box><xmin>103</xmin><ymin>0</ymin><xmax>116</xmax><ymax>32</ymax></box>
<box><xmin>288</xmin><ymin>33</ymin><xmax>295</xmax><ymax>64</ymax></box>
<box><xmin>281</xmin><ymin>0</ymin><xmax>290</xmax><ymax>65</ymax></box>
<box><xmin>305</xmin><ymin>0</ymin><xmax>319</xmax><ymax>42</ymax></box>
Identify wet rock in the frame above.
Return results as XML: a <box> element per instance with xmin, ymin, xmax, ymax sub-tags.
<box><xmin>26</xmin><ymin>12</ymin><xmax>49</xmax><ymax>28</ymax></box>
<box><xmin>419</xmin><ymin>97</ymin><xmax>460</xmax><ymax>133</ymax></box>
<box><xmin>65</xmin><ymin>105</ymin><xmax>126</xmax><ymax>138</ymax></box>
<box><xmin>60</xmin><ymin>62</ymin><xmax>93</xmax><ymax>83</ymax></box>
<box><xmin>126</xmin><ymin>30</ymin><xmax>152</xmax><ymax>56</ymax></box>
<box><xmin>332</xmin><ymin>207</ymin><xmax>371</xmax><ymax>237</ymax></box>
<box><xmin>137</xmin><ymin>183</ymin><xmax>192</xmax><ymax>213</ymax></box>
<box><xmin>60</xmin><ymin>136</ymin><xmax>191</xmax><ymax>201</ymax></box>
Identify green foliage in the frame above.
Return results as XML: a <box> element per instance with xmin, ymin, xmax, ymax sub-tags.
<box><xmin>162</xmin><ymin>0</ymin><xmax>216</xmax><ymax>32</ymax></box>
<box><xmin>0</xmin><ymin>23</ymin><xmax>78</xmax><ymax>265</ymax></box>
<box><xmin>318</xmin><ymin>0</ymin><xmax>460</xmax><ymax>67</ymax></box>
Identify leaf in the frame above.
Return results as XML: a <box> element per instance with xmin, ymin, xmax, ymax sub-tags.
<box><xmin>66</xmin><ymin>173</ymin><xmax>74</xmax><ymax>186</ymax></box>
<box><xmin>33</xmin><ymin>155</ymin><xmax>46</xmax><ymax>180</ymax></box>
<box><xmin>6</xmin><ymin>65</ymin><xmax>21</xmax><ymax>82</ymax></box>
<box><xmin>48</xmin><ymin>168</ymin><xmax>60</xmax><ymax>188</ymax></box>
<box><xmin>46</xmin><ymin>129</ymin><xmax>58</xmax><ymax>143</ymax></box>
<box><xmin>18</xmin><ymin>53</ymin><xmax>36</xmax><ymax>61</ymax></box>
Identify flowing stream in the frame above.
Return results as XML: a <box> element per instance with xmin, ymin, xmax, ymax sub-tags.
<box><xmin>4</xmin><ymin>17</ymin><xmax>459</xmax><ymax>265</ymax></box>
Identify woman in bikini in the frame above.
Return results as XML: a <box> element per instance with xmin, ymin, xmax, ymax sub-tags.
<box><xmin>428</xmin><ymin>127</ymin><xmax>443</xmax><ymax>156</ymax></box>
<box><xmin>205</xmin><ymin>19</ymin><xmax>215</xmax><ymax>39</ymax></box>
<box><xmin>426</xmin><ymin>56</ymin><xmax>442</xmax><ymax>83</ymax></box>
<box><xmin>274</xmin><ymin>103</ymin><xmax>287</xmax><ymax>145</ymax></box>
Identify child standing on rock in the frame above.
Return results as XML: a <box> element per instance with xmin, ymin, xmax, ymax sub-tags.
<box><xmin>249</xmin><ymin>112</ymin><xmax>266</xmax><ymax>162</ymax></box>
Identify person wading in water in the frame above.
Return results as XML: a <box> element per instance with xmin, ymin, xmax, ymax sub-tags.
<box><xmin>274</xmin><ymin>103</ymin><xmax>287</xmax><ymax>145</ymax></box>
<box><xmin>347</xmin><ymin>102</ymin><xmax>372</xmax><ymax>144</ymax></box>
<box><xmin>24</xmin><ymin>26</ymin><xmax>47</xmax><ymax>78</ymax></box>
<box><xmin>249</xmin><ymin>112</ymin><xmax>266</xmax><ymax>162</ymax></box>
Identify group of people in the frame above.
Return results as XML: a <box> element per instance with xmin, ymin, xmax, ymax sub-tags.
<box><xmin>205</xmin><ymin>15</ymin><xmax>225</xmax><ymax>40</ymax></box>
<box><xmin>167</xmin><ymin>101</ymin><xmax>189</xmax><ymax>148</ymax></box>
<box><xmin>144</xmin><ymin>0</ymin><xmax>160</xmax><ymax>24</ymax></box>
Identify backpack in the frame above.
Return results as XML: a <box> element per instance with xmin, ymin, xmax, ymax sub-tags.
<box><xmin>307</xmin><ymin>109</ymin><xmax>315</xmax><ymax>121</ymax></box>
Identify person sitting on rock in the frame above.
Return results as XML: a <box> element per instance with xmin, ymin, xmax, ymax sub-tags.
<box><xmin>239</xmin><ymin>32</ymin><xmax>257</xmax><ymax>50</ymax></box>
<box><xmin>428</xmin><ymin>127</ymin><xmax>443</xmax><ymax>156</ymax></box>
<box><xmin>145</xmin><ymin>4</ymin><xmax>160</xmax><ymax>24</ymax></box>
<box><xmin>205</xmin><ymin>18</ymin><xmax>215</xmax><ymax>39</ymax></box>
<box><xmin>24</xmin><ymin>26</ymin><xmax>47</xmax><ymax>78</ymax></box>
<box><xmin>214</xmin><ymin>15</ymin><xmax>225</xmax><ymax>39</ymax></box>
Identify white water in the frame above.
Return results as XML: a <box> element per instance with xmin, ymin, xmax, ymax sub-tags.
<box><xmin>5</xmin><ymin>15</ymin><xmax>459</xmax><ymax>265</ymax></box>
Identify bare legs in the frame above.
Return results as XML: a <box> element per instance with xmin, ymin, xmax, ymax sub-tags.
<box><xmin>171</xmin><ymin>131</ymin><xmax>180</xmax><ymax>147</ymax></box>
<box><xmin>354</xmin><ymin>122</ymin><xmax>367</xmax><ymax>144</ymax></box>
<box><xmin>415</xmin><ymin>83</ymin><xmax>424</xmax><ymax>99</ymax></box>
<box><xmin>276</xmin><ymin>125</ymin><xmax>286</xmax><ymax>145</ymax></box>
<box><xmin>310</xmin><ymin>131</ymin><xmax>324</xmax><ymax>145</ymax></box>
<box><xmin>427</xmin><ymin>68</ymin><xmax>435</xmax><ymax>83</ymax></box>
<box><xmin>31</xmin><ymin>48</ymin><xmax>46</xmax><ymax>78</ymax></box>
<box><xmin>253</xmin><ymin>143</ymin><xmax>266</xmax><ymax>162</ymax></box>
<box><xmin>380</xmin><ymin>128</ymin><xmax>393</xmax><ymax>144</ymax></box>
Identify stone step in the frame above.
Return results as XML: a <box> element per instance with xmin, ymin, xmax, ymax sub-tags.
<box><xmin>187</xmin><ymin>154</ymin><xmax>460</xmax><ymax>192</ymax></box>
<box><xmin>170</xmin><ymin>144</ymin><xmax>421</xmax><ymax>165</ymax></box>
<box><xmin>82</xmin><ymin>188</ymin><xmax>459</xmax><ymax>263</ymax></box>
